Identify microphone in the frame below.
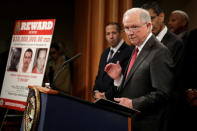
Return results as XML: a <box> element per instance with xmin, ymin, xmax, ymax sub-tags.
<box><xmin>61</xmin><ymin>53</ymin><xmax>81</xmax><ymax>67</ymax></box>
<box><xmin>50</xmin><ymin>53</ymin><xmax>81</xmax><ymax>89</ymax></box>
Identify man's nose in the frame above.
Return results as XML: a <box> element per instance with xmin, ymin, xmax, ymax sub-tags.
<box><xmin>168</xmin><ymin>21</ymin><xmax>172</xmax><ymax>26</ymax></box>
<box><xmin>109</xmin><ymin>34</ymin><xmax>113</xmax><ymax>38</ymax></box>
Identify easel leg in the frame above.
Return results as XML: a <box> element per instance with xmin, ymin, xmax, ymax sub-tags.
<box><xmin>0</xmin><ymin>108</ymin><xmax>9</xmax><ymax>131</ymax></box>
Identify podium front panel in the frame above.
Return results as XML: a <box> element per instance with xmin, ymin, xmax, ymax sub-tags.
<box><xmin>40</xmin><ymin>93</ymin><xmax>129</xmax><ymax>131</ymax></box>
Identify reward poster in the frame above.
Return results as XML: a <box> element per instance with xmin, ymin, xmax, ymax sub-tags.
<box><xmin>0</xmin><ymin>19</ymin><xmax>55</xmax><ymax>111</ymax></box>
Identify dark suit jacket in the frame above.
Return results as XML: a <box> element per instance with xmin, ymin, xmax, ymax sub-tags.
<box><xmin>119</xmin><ymin>35</ymin><xmax>174</xmax><ymax>131</ymax></box>
<box><xmin>182</xmin><ymin>28</ymin><xmax>197</xmax><ymax>131</ymax></box>
<box><xmin>93</xmin><ymin>42</ymin><xmax>133</xmax><ymax>100</ymax></box>
<box><xmin>162</xmin><ymin>30</ymin><xmax>185</xmax><ymax>127</ymax></box>
<box><xmin>183</xmin><ymin>29</ymin><xmax>197</xmax><ymax>90</ymax></box>
<box><xmin>161</xmin><ymin>30</ymin><xmax>185</xmax><ymax>90</ymax></box>
<box><xmin>161</xmin><ymin>30</ymin><xmax>184</xmax><ymax>68</ymax></box>
<box><xmin>179</xmin><ymin>31</ymin><xmax>189</xmax><ymax>46</ymax></box>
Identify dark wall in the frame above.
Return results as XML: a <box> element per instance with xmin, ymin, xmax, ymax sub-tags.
<box><xmin>133</xmin><ymin>0</ymin><xmax>196</xmax><ymax>30</ymax></box>
<box><xmin>0</xmin><ymin>1</ymin><xmax>75</xmax><ymax>56</ymax></box>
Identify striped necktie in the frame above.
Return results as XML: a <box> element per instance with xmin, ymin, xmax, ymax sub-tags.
<box><xmin>108</xmin><ymin>49</ymin><xmax>114</xmax><ymax>62</ymax></box>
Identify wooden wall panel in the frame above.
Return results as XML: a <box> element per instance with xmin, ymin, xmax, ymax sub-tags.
<box><xmin>89</xmin><ymin>0</ymin><xmax>105</xmax><ymax>101</ymax></box>
<box><xmin>119</xmin><ymin>0</ymin><xmax>133</xmax><ymax>45</ymax></box>
<box><xmin>73</xmin><ymin>0</ymin><xmax>132</xmax><ymax>101</ymax></box>
<box><xmin>73</xmin><ymin>0</ymin><xmax>91</xmax><ymax>99</ymax></box>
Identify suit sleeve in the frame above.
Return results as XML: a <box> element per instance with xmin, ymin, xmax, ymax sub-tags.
<box><xmin>93</xmin><ymin>54</ymin><xmax>104</xmax><ymax>92</ymax></box>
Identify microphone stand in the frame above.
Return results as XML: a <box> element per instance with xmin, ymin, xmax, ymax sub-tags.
<box><xmin>50</xmin><ymin>53</ymin><xmax>81</xmax><ymax>90</ymax></box>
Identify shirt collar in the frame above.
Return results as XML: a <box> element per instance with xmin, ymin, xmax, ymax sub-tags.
<box><xmin>136</xmin><ymin>32</ymin><xmax>153</xmax><ymax>54</ymax></box>
<box><xmin>110</xmin><ymin>39</ymin><xmax>124</xmax><ymax>54</ymax></box>
<box><xmin>156</xmin><ymin>26</ymin><xmax>168</xmax><ymax>42</ymax></box>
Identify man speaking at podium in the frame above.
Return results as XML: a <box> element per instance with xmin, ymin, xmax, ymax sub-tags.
<box><xmin>105</xmin><ymin>8</ymin><xmax>174</xmax><ymax>131</ymax></box>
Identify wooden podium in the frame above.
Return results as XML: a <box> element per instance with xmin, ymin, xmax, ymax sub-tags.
<box><xmin>20</xmin><ymin>86</ymin><xmax>139</xmax><ymax>131</ymax></box>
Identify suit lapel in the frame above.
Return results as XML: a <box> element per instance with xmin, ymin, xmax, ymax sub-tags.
<box><xmin>101</xmin><ymin>48</ymin><xmax>110</xmax><ymax>78</ymax></box>
<box><xmin>111</xmin><ymin>49</ymin><xmax>121</xmax><ymax>62</ymax></box>
<box><xmin>110</xmin><ymin>42</ymin><xmax>126</xmax><ymax>63</ymax></box>
<box><xmin>123</xmin><ymin>36</ymin><xmax>155</xmax><ymax>87</ymax></box>
<box><xmin>161</xmin><ymin>30</ymin><xmax>170</xmax><ymax>46</ymax></box>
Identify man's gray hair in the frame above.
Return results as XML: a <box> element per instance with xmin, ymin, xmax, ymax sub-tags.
<box><xmin>123</xmin><ymin>8</ymin><xmax>151</xmax><ymax>24</ymax></box>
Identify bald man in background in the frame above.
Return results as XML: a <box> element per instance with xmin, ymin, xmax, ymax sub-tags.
<box><xmin>168</xmin><ymin>10</ymin><xmax>189</xmax><ymax>44</ymax></box>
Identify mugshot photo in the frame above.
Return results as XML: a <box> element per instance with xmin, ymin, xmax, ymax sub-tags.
<box><xmin>18</xmin><ymin>48</ymin><xmax>35</xmax><ymax>73</ymax></box>
<box><xmin>32</xmin><ymin>48</ymin><xmax>48</xmax><ymax>74</ymax></box>
<box><xmin>7</xmin><ymin>47</ymin><xmax>22</xmax><ymax>72</ymax></box>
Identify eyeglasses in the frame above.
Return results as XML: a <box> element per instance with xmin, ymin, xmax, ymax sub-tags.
<box><xmin>124</xmin><ymin>23</ymin><xmax>147</xmax><ymax>33</ymax></box>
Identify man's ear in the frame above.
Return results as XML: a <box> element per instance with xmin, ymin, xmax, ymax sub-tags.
<box><xmin>181</xmin><ymin>20</ymin><xmax>187</xmax><ymax>27</ymax></box>
<box><xmin>146</xmin><ymin>22</ymin><xmax>152</xmax><ymax>28</ymax></box>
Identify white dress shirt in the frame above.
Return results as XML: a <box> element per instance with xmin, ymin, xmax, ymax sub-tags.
<box><xmin>156</xmin><ymin>26</ymin><xmax>168</xmax><ymax>42</ymax></box>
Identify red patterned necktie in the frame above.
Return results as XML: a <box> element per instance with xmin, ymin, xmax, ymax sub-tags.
<box><xmin>126</xmin><ymin>47</ymin><xmax>139</xmax><ymax>78</ymax></box>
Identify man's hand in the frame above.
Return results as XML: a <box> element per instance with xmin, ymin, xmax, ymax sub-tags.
<box><xmin>187</xmin><ymin>89</ymin><xmax>197</xmax><ymax>106</ymax></box>
<box><xmin>104</xmin><ymin>61</ymin><xmax>122</xmax><ymax>80</ymax></box>
<box><xmin>114</xmin><ymin>97</ymin><xmax>133</xmax><ymax>109</ymax></box>
<box><xmin>94</xmin><ymin>92</ymin><xmax>106</xmax><ymax>100</ymax></box>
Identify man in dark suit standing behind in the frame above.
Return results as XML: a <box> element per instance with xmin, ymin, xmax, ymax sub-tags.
<box><xmin>182</xmin><ymin>28</ymin><xmax>197</xmax><ymax>131</ymax></box>
<box><xmin>105</xmin><ymin>8</ymin><xmax>174</xmax><ymax>131</ymax></box>
<box><xmin>93</xmin><ymin>22</ymin><xmax>132</xmax><ymax>101</ymax></box>
<box><xmin>141</xmin><ymin>2</ymin><xmax>184</xmax><ymax>67</ymax></box>
<box><xmin>141</xmin><ymin>3</ymin><xmax>185</xmax><ymax>130</ymax></box>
